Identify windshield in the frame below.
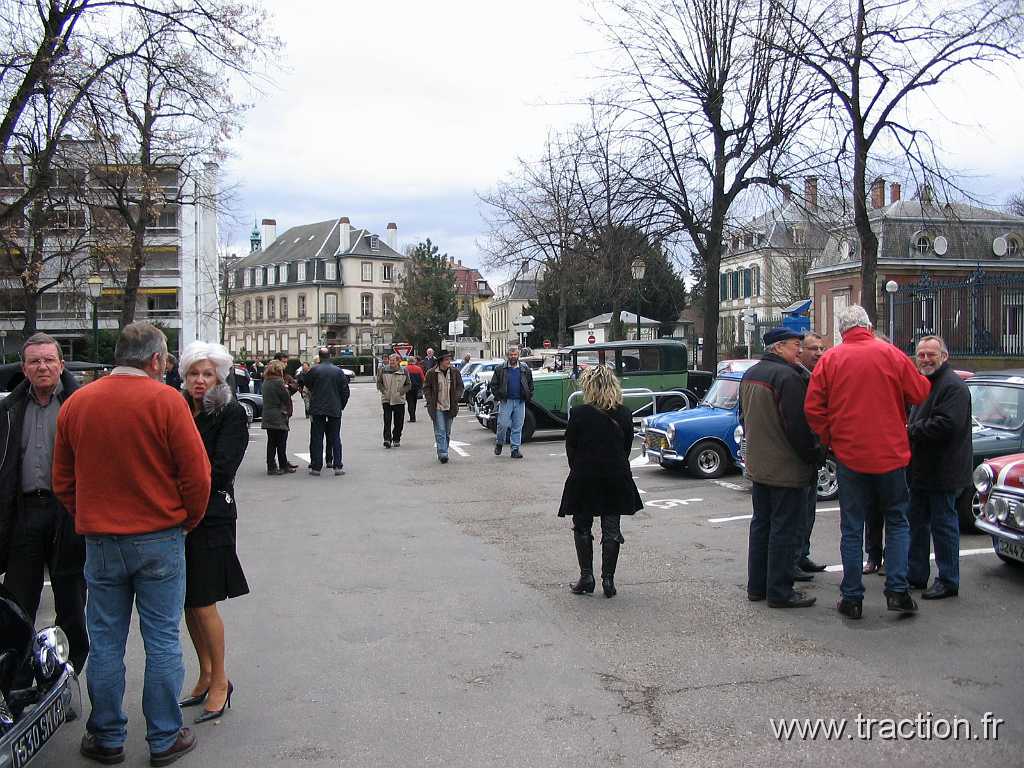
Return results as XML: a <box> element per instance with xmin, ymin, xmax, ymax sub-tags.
<box><xmin>969</xmin><ymin>383</ymin><xmax>1024</xmax><ymax>430</ymax></box>
<box><xmin>702</xmin><ymin>378</ymin><xmax>740</xmax><ymax>409</ymax></box>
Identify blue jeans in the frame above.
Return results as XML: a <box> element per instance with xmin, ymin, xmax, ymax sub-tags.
<box><xmin>83</xmin><ymin>528</ymin><xmax>186</xmax><ymax>753</ymax></box>
<box><xmin>837</xmin><ymin>462</ymin><xmax>911</xmax><ymax>600</ymax></box>
<box><xmin>496</xmin><ymin>399</ymin><xmax>526</xmax><ymax>449</ymax></box>
<box><xmin>747</xmin><ymin>483</ymin><xmax>805</xmax><ymax>602</ymax></box>
<box><xmin>310</xmin><ymin>415</ymin><xmax>343</xmax><ymax>470</ymax></box>
<box><xmin>908</xmin><ymin>490</ymin><xmax>960</xmax><ymax>589</ymax></box>
<box><xmin>431</xmin><ymin>410</ymin><xmax>454</xmax><ymax>458</ymax></box>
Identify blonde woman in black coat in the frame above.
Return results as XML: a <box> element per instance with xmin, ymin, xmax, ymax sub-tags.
<box><xmin>559</xmin><ymin>365</ymin><xmax>643</xmax><ymax>597</ymax></box>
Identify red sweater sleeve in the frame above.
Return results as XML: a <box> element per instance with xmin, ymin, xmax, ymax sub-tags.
<box><xmin>804</xmin><ymin>359</ymin><xmax>831</xmax><ymax>448</ymax></box>
<box><xmin>53</xmin><ymin>407</ymin><xmax>77</xmax><ymax>516</ymax></box>
<box><xmin>898</xmin><ymin>352</ymin><xmax>931</xmax><ymax>407</ymax></box>
<box><xmin>167</xmin><ymin>397</ymin><xmax>212</xmax><ymax>531</ymax></box>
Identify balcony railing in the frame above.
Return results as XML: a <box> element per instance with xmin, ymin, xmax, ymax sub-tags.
<box><xmin>321</xmin><ymin>313</ymin><xmax>350</xmax><ymax>325</ymax></box>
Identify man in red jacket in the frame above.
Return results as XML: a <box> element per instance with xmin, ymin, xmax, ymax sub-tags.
<box><xmin>53</xmin><ymin>322</ymin><xmax>211</xmax><ymax>766</ymax></box>
<box><xmin>805</xmin><ymin>305</ymin><xmax>930</xmax><ymax>620</ymax></box>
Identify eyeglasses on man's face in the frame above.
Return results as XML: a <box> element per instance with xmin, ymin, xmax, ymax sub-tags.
<box><xmin>25</xmin><ymin>357</ymin><xmax>61</xmax><ymax>368</ymax></box>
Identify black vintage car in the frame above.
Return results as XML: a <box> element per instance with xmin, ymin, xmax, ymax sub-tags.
<box><xmin>0</xmin><ymin>585</ymin><xmax>82</xmax><ymax>767</ymax></box>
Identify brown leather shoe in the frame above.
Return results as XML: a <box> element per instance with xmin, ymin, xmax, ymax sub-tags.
<box><xmin>81</xmin><ymin>734</ymin><xmax>125</xmax><ymax>765</ymax></box>
<box><xmin>150</xmin><ymin>728</ymin><xmax>196</xmax><ymax>767</ymax></box>
<box><xmin>862</xmin><ymin>560</ymin><xmax>881</xmax><ymax>575</ymax></box>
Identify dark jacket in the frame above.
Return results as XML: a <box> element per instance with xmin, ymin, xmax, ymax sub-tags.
<box><xmin>740</xmin><ymin>352</ymin><xmax>821</xmax><ymax>488</ymax></box>
<box><xmin>488</xmin><ymin>361</ymin><xmax>534</xmax><ymax>401</ymax></box>
<box><xmin>558</xmin><ymin>403</ymin><xmax>642</xmax><ymax>518</ymax></box>
<box><xmin>260</xmin><ymin>377</ymin><xmax>292</xmax><ymax>431</ymax></box>
<box><xmin>303</xmin><ymin>362</ymin><xmax>351</xmax><ymax>417</ymax></box>
<box><xmin>0</xmin><ymin>369</ymin><xmax>81</xmax><ymax>574</ymax></box>
<box><xmin>908</xmin><ymin>362</ymin><xmax>972</xmax><ymax>492</ymax></box>
<box><xmin>186</xmin><ymin>386</ymin><xmax>248</xmax><ymax>527</ymax></box>
<box><xmin>165</xmin><ymin>368</ymin><xmax>183</xmax><ymax>390</ymax></box>
<box><xmin>423</xmin><ymin>366</ymin><xmax>464</xmax><ymax>418</ymax></box>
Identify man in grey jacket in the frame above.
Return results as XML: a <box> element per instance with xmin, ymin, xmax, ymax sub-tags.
<box><xmin>303</xmin><ymin>347</ymin><xmax>350</xmax><ymax>476</ymax></box>
<box><xmin>376</xmin><ymin>353</ymin><xmax>411</xmax><ymax>448</ymax></box>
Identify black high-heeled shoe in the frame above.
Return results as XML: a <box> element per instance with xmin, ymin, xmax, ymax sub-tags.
<box><xmin>178</xmin><ymin>689</ymin><xmax>209</xmax><ymax>708</ymax></box>
<box><xmin>194</xmin><ymin>681</ymin><xmax>233</xmax><ymax>724</ymax></box>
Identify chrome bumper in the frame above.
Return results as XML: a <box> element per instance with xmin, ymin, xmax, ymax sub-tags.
<box><xmin>0</xmin><ymin>664</ymin><xmax>81</xmax><ymax>768</ymax></box>
<box><xmin>975</xmin><ymin>518</ymin><xmax>1024</xmax><ymax>543</ymax></box>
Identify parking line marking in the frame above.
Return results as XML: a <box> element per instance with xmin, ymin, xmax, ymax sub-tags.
<box><xmin>823</xmin><ymin>547</ymin><xmax>996</xmax><ymax>572</ymax></box>
<box><xmin>630</xmin><ymin>455</ymin><xmax>650</xmax><ymax>467</ymax></box>
<box><xmin>818</xmin><ymin>506</ymin><xmax>840</xmax><ymax>512</ymax></box>
<box><xmin>295</xmin><ymin>452</ymin><xmax>311</xmax><ymax>464</ymax></box>
<box><xmin>711</xmin><ymin>480</ymin><xmax>747</xmax><ymax>491</ymax></box>
<box><xmin>709</xmin><ymin>514</ymin><xmax>752</xmax><ymax>523</ymax></box>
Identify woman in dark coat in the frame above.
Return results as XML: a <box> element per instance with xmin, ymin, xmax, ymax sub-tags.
<box><xmin>179</xmin><ymin>341</ymin><xmax>249</xmax><ymax>723</ymax></box>
<box><xmin>261</xmin><ymin>360</ymin><xmax>294</xmax><ymax>474</ymax></box>
<box><xmin>559</xmin><ymin>365</ymin><xmax>642</xmax><ymax>597</ymax></box>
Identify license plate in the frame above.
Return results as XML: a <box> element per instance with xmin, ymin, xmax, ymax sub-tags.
<box><xmin>996</xmin><ymin>538</ymin><xmax>1024</xmax><ymax>563</ymax></box>
<box><xmin>11</xmin><ymin>693</ymin><xmax>66</xmax><ymax>768</ymax></box>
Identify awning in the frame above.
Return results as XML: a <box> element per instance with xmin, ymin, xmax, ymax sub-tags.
<box><xmin>782</xmin><ymin>299</ymin><xmax>812</xmax><ymax>315</ymax></box>
<box><xmin>101</xmin><ymin>287</ymin><xmax>178</xmax><ymax>296</ymax></box>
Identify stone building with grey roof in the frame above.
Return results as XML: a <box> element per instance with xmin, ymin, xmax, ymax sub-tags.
<box><xmin>487</xmin><ymin>277</ymin><xmax>539</xmax><ymax>358</ymax></box>
<box><xmin>223</xmin><ymin>216</ymin><xmax>406</xmax><ymax>360</ymax></box>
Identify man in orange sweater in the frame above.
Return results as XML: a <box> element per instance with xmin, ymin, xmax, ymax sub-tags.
<box><xmin>53</xmin><ymin>322</ymin><xmax>211</xmax><ymax>767</ymax></box>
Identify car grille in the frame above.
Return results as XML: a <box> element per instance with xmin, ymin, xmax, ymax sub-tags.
<box><xmin>644</xmin><ymin>431</ymin><xmax>669</xmax><ymax>451</ymax></box>
<box><xmin>988</xmin><ymin>491</ymin><xmax>1024</xmax><ymax>531</ymax></box>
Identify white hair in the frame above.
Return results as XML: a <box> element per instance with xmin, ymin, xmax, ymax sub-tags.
<box><xmin>837</xmin><ymin>304</ymin><xmax>871</xmax><ymax>334</ymax></box>
<box><xmin>179</xmin><ymin>341</ymin><xmax>233</xmax><ymax>383</ymax></box>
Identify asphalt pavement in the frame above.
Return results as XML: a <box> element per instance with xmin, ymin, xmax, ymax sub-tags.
<box><xmin>32</xmin><ymin>381</ymin><xmax>1024</xmax><ymax>767</ymax></box>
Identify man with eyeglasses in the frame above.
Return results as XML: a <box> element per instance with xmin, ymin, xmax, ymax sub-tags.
<box><xmin>792</xmin><ymin>332</ymin><xmax>829</xmax><ymax>582</ymax></box>
<box><xmin>0</xmin><ymin>332</ymin><xmax>89</xmax><ymax>675</ymax></box>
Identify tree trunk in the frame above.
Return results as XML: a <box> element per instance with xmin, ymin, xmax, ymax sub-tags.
<box><xmin>557</xmin><ymin>279</ymin><xmax>568</xmax><ymax>346</ymax></box>
<box><xmin>21</xmin><ymin>289</ymin><xmax>38</xmax><ymax>335</ymax></box>
<box><xmin>852</xmin><ymin>146</ymin><xmax>879</xmax><ymax>325</ymax></box>
<box><xmin>119</xmin><ymin>223</ymin><xmax>146</xmax><ymax>328</ymax></box>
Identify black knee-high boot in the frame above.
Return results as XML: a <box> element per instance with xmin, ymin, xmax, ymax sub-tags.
<box><xmin>570</xmin><ymin>531</ymin><xmax>595</xmax><ymax>594</ymax></box>
<box><xmin>601</xmin><ymin>540</ymin><xmax>620</xmax><ymax>598</ymax></box>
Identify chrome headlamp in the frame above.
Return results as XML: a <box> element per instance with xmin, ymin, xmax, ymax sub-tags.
<box><xmin>993</xmin><ymin>496</ymin><xmax>1011</xmax><ymax>523</ymax></box>
<box><xmin>973</xmin><ymin>464</ymin><xmax>994</xmax><ymax>495</ymax></box>
<box><xmin>33</xmin><ymin>627</ymin><xmax>70</xmax><ymax>680</ymax></box>
<box><xmin>640</xmin><ymin>417</ymin><xmax>650</xmax><ymax>432</ymax></box>
<box><xmin>665</xmin><ymin>423</ymin><xmax>676</xmax><ymax>442</ymax></box>
<box><xmin>733</xmin><ymin>424</ymin><xmax>744</xmax><ymax>445</ymax></box>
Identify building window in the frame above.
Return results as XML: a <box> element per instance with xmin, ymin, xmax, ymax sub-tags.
<box><xmin>245</xmin><ymin>334</ymin><xmax>252</xmax><ymax>352</ymax></box>
<box><xmin>267</xmin><ymin>267</ymin><xmax>276</xmax><ymax>286</ymax></box>
<box><xmin>915</xmin><ymin>235</ymin><xmax>930</xmax><ymax>254</ymax></box>
<box><xmin>743</xmin><ymin>268</ymin><xmax>752</xmax><ymax>298</ymax></box>
<box><xmin>382</xmin><ymin>293</ymin><xmax>394</xmax><ymax>318</ymax></box>
<box><xmin>325</xmin><ymin>261</ymin><xmax>337</xmax><ymax>281</ymax></box>
<box><xmin>731</xmin><ymin>271</ymin><xmax>740</xmax><ymax>300</ymax></box>
<box><xmin>229</xmin><ymin>335</ymin><xmax>237</xmax><ymax>353</ymax></box>
<box><xmin>361</xmin><ymin>262</ymin><xmax>372</xmax><ymax>281</ymax></box>
<box><xmin>243</xmin><ymin>270</ymin><xmax>251</xmax><ymax>288</ymax></box>
<box><xmin>281</xmin><ymin>332</ymin><xmax>290</xmax><ymax>353</ymax></box>
<box><xmin>243</xmin><ymin>300</ymin><xmax>251</xmax><ymax>321</ymax></box>
<box><xmin>228</xmin><ymin>302</ymin><xmax>236</xmax><ymax>324</ymax></box>
<box><xmin>257</xmin><ymin>334</ymin><xmax>264</xmax><ymax>353</ymax></box>
<box><xmin>1008</xmin><ymin>237</ymin><xmax>1020</xmax><ymax>257</ymax></box>
<box><xmin>324</xmin><ymin>293</ymin><xmax>338</xmax><ymax>315</ymax></box>
<box><xmin>720</xmin><ymin>273</ymin><xmax>728</xmax><ymax>301</ymax></box>
<box><xmin>383</xmin><ymin>263</ymin><xmax>394</xmax><ymax>282</ymax></box>
<box><xmin>361</xmin><ymin>293</ymin><xmax>373</xmax><ymax>318</ymax></box>
<box><xmin>370</xmin><ymin>235</ymin><xmax>380</xmax><ymax>251</ymax></box>
<box><xmin>268</xmin><ymin>333</ymin><xmax>276</xmax><ymax>352</ymax></box>
<box><xmin>280</xmin><ymin>297</ymin><xmax>288</xmax><ymax>320</ymax></box>
<box><xmin>278</xmin><ymin>264</ymin><xmax>286</xmax><ymax>283</ymax></box>
<box><xmin>255</xmin><ymin>298</ymin><xmax>263</xmax><ymax>321</ymax></box>
<box><xmin>752</xmin><ymin>265</ymin><xmax>761</xmax><ymax>296</ymax></box>
<box><xmin>792</xmin><ymin>227</ymin><xmax>805</xmax><ymax>246</ymax></box>
<box><xmin>297</xmin><ymin>261</ymin><xmax>306</xmax><ymax>281</ymax></box>
<box><xmin>230</xmin><ymin>272</ymin><xmax>238</xmax><ymax>289</ymax></box>
<box><xmin>256</xmin><ymin>269</ymin><xmax>264</xmax><ymax>287</ymax></box>
<box><xmin>267</xmin><ymin>297</ymin><xmax>275</xmax><ymax>320</ymax></box>
<box><xmin>298</xmin><ymin>294</ymin><xmax>306</xmax><ymax>318</ymax></box>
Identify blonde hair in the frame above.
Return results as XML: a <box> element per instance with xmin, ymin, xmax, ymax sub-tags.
<box><xmin>579</xmin><ymin>365</ymin><xmax>622</xmax><ymax>412</ymax></box>
<box><xmin>264</xmin><ymin>360</ymin><xmax>285</xmax><ymax>379</ymax></box>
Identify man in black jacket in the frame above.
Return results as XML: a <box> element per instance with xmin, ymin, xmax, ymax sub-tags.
<box><xmin>907</xmin><ymin>335</ymin><xmax>971</xmax><ymax>599</ymax></box>
<box><xmin>0</xmin><ymin>332</ymin><xmax>88</xmax><ymax>672</ymax></box>
<box><xmin>303</xmin><ymin>347</ymin><xmax>351</xmax><ymax>476</ymax></box>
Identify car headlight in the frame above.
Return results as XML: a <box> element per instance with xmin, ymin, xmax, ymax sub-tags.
<box><xmin>994</xmin><ymin>496</ymin><xmax>1010</xmax><ymax>523</ymax></box>
<box><xmin>973</xmin><ymin>464</ymin><xmax>994</xmax><ymax>495</ymax></box>
<box><xmin>666</xmin><ymin>423</ymin><xmax>676</xmax><ymax>441</ymax></box>
<box><xmin>640</xmin><ymin>417</ymin><xmax>650</xmax><ymax>431</ymax></box>
<box><xmin>33</xmin><ymin>627</ymin><xmax>70</xmax><ymax>680</ymax></box>
<box><xmin>983</xmin><ymin>501</ymin><xmax>996</xmax><ymax>522</ymax></box>
<box><xmin>1014</xmin><ymin>502</ymin><xmax>1024</xmax><ymax>528</ymax></box>
<box><xmin>733</xmin><ymin>424</ymin><xmax>743</xmax><ymax>445</ymax></box>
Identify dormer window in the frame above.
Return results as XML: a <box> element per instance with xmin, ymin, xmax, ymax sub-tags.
<box><xmin>1009</xmin><ymin>237</ymin><xmax>1020</xmax><ymax>257</ymax></box>
<box><xmin>370</xmin><ymin>235</ymin><xmax>380</xmax><ymax>251</ymax></box>
<box><xmin>915</xmin><ymin>235</ymin><xmax>930</xmax><ymax>254</ymax></box>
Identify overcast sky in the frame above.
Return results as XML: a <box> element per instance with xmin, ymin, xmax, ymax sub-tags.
<box><xmin>223</xmin><ymin>0</ymin><xmax>1024</xmax><ymax>279</ymax></box>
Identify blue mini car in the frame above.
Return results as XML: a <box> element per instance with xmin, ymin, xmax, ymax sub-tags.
<box><xmin>640</xmin><ymin>372</ymin><xmax>744</xmax><ymax>479</ymax></box>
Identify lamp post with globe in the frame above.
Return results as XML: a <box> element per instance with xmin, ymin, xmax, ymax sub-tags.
<box><xmin>885</xmin><ymin>280</ymin><xmax>899</xmax><ymax>343</ymax></box>
<box><xmin>631</xmin><ymin>257</ymin><xmax>646</xmax><ymax>341</ymax></box>
<box><xmin>86</xmin><ymin>273</ymin><xmax>103</xmax><ymax>360</ymax></box>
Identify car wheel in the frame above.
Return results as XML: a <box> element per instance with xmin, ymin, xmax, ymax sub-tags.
<box><xmin>956</xmin><ymin>487</ymin><xmax>979</xmax><ymax>533</ymax></box>
<box><xmin>686</xmin><ymin>440</ymin><xmax>727</xmax><ymax>479</ymax></box>
<box><xmin>240</xmin><ymin>400</ymin><xmax>255</xmax><ymax>424</ymax></box>
<box><xmin>522</xmin><ymin>408</ymin><xmax>537</xmax><ymax>442</ymax></box>
<box><xmin>817</xmin><ymin>457</ymin><xmax>839</xmax><ymax>501</ymax></box>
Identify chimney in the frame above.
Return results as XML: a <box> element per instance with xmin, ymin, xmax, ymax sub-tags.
<box><xmin>386</xmin><ymin>222</ymin><xmax>397</xmax><ymax>250</ymax></box>
<box><xmin>260</xmin><ymin>218</ymin><xmax>277</xmax><ymax>248</ymax></box>
<box><xmin>890</xmin><ymin>182</ymin><xmax>901</xmax><ymax>204</ymax></box>
<box><xmin>870</xmin><ymin>177</ymin><xmax>886</xmax><ymax>209</ymax></box>
<box><xmin>339</xmin><ymin>216</ymin><xmax>351</xmax><ymax>252</ymax></box>
<box><xmin>781</xmin><ymin>184</ymin><xmax>792</xmax><ymax>204</ymax></box>
<box><xmin>804</xmin><ymin>176</ymin><xmax>818</xmax><ymax>210</ymax></box>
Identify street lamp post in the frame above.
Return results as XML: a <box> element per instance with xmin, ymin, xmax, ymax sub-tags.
<box><xmin>631</xmin><ymin>257</ymin><xmax>646</xmax><ymax>341</ymax></box>
<box><xmin>86</xmin><ymin>273</ymin><xmax>103</xmax><ymax>360</ymax></box>
<box><xmin>885</xmin><ymin>280</ymin><xmax>899</xmax><ymax>343</ymax></box>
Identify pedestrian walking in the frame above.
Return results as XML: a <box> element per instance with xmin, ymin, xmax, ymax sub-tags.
<box><xmin>793</xmin><ymin>332</ymin><xmax>828</xmax><ymax>580</ymax></box>
<box><xmin>907</xmin><ymin>335</ymin><xmax>972</xmax><ymax>599</ymax></box>
<box><xmin>423</xmin><ymin>350</ymin><xmax>464</xmax><ymax>463</ymax></box>
<box><xmin>296</xmin><ymin>362</ymin><xmax>312</xmax><ymax>418</ymax></box>
<box><xmin>177</xmin><ymin>341</ymin><xmax>250</xmax><ymax>726</ymax></box>
<box><xmin>53</xmin><ymin>321</ymin><xmax>211</xmax><ymax>766</ymax></box>
<box><xmin>0</xmin><ymin>333</ymin><xmax>89</xmax><ymax>677</ymax></box>
<box><xmin>489</xmin><ymin>344</ymin><xmax>533</xmax><ymax>459</ymax></box>
<box><xmin>303</xmin><ymin>347</ymin><xmax>350</xmax><ymax>476</ymax></box>
<box><xmin>805</xmin><ymin>305</ymin><xmax>931</xmax><ymax>619</ymax></box>
<box><xmin>559</xmin><ymin>366</ymin><xmax>642</xmax><ymax>598</ymax></box>
<box><xmin>740</xmin><ymin>327</ymin><xmax>823</xmax><ymax>609</ymax></box>
<box><xmin>377</xmin><ymin>353</ymin><xmax>411</xmax><ymax>448</ymax></box>
<box><xmin>261</xmin><ymin>360</ymin><xmax>295</xmax><ymax>474</ymax></box>
<box><xmin>405</xmin><ymin>356</ymin><xmax>424</xmax><ymax>423</ymax></box>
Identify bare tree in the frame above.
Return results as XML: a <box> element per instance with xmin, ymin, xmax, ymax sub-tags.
<box><xmin>593</xmin><ymin>0</ymin><xmax>827</xmax><ymax>371</ymax></box>
<box><xmin>1008</xmin><ymin>189</ymin><xmax>1024</xmax><ymax>217</ymax></box>
<box><xmin>772</xmin><ymin>0</ymin><xmax>1024</xmax><ymax>322</ymax></box>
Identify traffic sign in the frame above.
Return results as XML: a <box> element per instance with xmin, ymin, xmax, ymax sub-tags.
<box><xmin>515</xmin><ymin>324</ymin><xmax>534</xmax><ymax>333</ymax></box>
<box><xmin>512</xmin><ymin>315</ymin><xmax>535</xmax><ymax>326</ymax></box>
<box><xmin>393</xmin><ymin>342</ymin><xmax>412</xmax><ymax>356</ymax></box>
<box><xmin>448</xmin><ymin>320</ymin><xmax>464</xmax><ymax>336</ymax></box>
<box><xmin>543</xmin><ymin>339</ymin><xmax>551</xmax><ymax>348</ymax></box>
<box><xmin>588</xmin><ymin>334</ymin><xmax>596</xmax><ymax>344</ymax></box>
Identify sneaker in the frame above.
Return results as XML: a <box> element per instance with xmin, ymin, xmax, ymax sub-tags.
<box><xmin>510</xmin><ymin>449</ymin><xmax>523</xmax><ymax>459</ymax></box>
<box><xmin>149</xmin><ymin>728</ymin><xmax>196</xmax><ymax>767</ymax></box>
<box><xmin>494</xmin><ymin>443</ymin><xmax>503</xmax><ymax>456</ymax></box>
<box><xmin>80</xmin><ymin>733</ymin><xmax>125</xmax><ymax>765</ymax></box>
<box><xmin>309</xmin><ymin>468</ymin><xmax>321</xmax><ymax>476</ymax></box>
<box><xmin>836</xmin><ymin>598</ymin><xmax>863</xmax><ymax>619</ymax></box>
<box><xmin>333</xmin><ymin>467</ymin><xmax>346</xmax><ymax>476</ymax></box>
<box><xmin>392</xmin><ymin>441</ymin><xmax>401</xmax><ymax>447</ymax></box>
<box><xmin>884</xmin><ymin>590</ymin><xmax>918</xmax><ymax>614</ymax></box>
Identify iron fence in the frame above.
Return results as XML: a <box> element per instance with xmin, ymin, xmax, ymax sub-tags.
<box><xmin>884</xmin><ymin>269</ymin><xmax>1024</xmax><ymax>357</ymax></box>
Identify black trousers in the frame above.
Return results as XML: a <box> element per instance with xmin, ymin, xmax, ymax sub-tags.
<box><xmin>406</xmin><ymin>391</ymin><xmax>419</xmax><ymax>421</ymax></box>
<box><xmin>3</xmin><ymin>495</ymin><xmax>89</xmax><ymax>672</ymax></box>
<box><xmin>310</xmin><ymin>415</ymin><xmax>343</xmax><ymax>470</ymax></box>
<box><xmin>747</xmin><ymin>483</ymin><xmax>804</xmax><ymax>602</ymax></box>
<box><xmin>383</xmin><ymin>403</ymin><xmax>405</xmax><ymax>443</ymax></box>
<box><xmin>266</xmin><ymin>428</ymin><xmax>289</xmax><ymax>469</ymax></box>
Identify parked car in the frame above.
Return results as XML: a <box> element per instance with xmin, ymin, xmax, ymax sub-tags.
<box><xmin>716</xmin><ymin>359</ymin><xmax>759</xmax><ymax>375</ymax></box>
<box><xmin>474</xmin><ymin>340</ymin><xmax>699</xmax><ymax>442</ymax></box>
<box><xmin>0</xmin><ymin>585</ymin><xmax>82</xmax><ymax>768</ymax></box>
<box><xmin>462</xmin><ymin>360</ymin><xmax>503</xmax><ymax>404</ymax></box>
<box><xmin>958</xmin><ymin>370</ymin><xmax>1024</xmax><ymax>529</ymax></box>
<box><xmin>973</xmin><ymin>452</ymin><xmax>1024</xmax><ymax>567</ymax></box>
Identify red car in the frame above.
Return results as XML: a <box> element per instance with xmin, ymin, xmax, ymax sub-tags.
<box><xmin>973</xmin><ymin>452</ymin><xmax>1024</xmax><ymax>566</ymax></box>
